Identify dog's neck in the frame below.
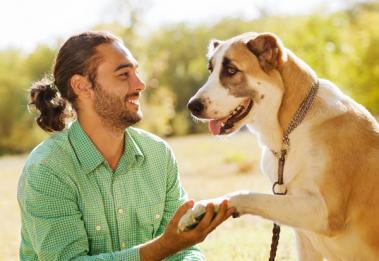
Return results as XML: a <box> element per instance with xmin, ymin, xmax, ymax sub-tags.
<box><xmin>278</xmin><ymin>50</ymin><xmax>318</xmax><ymax>135</ymax></box>
<box><xmin>247</xmin><ymin>75</ymin><xmax>283</xmax><ymax>152</ymax></box>
<box><xmin>248</xmin><ymin>50</ymin><xmax>318</xmax><ymax>153</ymax></box>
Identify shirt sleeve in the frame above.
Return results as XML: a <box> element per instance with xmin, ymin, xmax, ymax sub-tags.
<box><xmin>18</xmin><ymin>163</ymin><xmax>141</xmax><ymax>261</ymax></box>
<box><xmin>154</xmin><ymin>146</ymin><xmax>205</xmax><ymax>261</ymax></box>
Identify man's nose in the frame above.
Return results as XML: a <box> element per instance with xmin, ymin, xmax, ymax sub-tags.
<box><xmin>187</xmin><ymin>98</ymin><xmax>204</xmax><ymax>116</ymax></box>
<box><xmin>132</xmin><ymin>73</ymin><xmax>146</xmax><ymax>91</ymax></box>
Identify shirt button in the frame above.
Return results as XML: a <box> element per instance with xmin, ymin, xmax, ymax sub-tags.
<box><xmin>118</xmin><ymin>208</ymin><xmax>124</xmax><ymax>214</ymax></box>
<box><xmin>121</xmin><ymin>241</ymin><xmax>126</xmax><ymax>248</ymax></box>
<box><xmin>155</xmin><ymin>214</ymin><xmax>161</xmax><ymax>219</ymax></box>
<box><xmin>96</xmin><ymin>225</ymin><xmax>101</xmax><ymax>231</ymax></box>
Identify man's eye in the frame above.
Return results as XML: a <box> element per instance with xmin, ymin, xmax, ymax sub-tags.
<box><xmin>120</xmin><ymin>72</ymin><xmax>129</xmax><ymax>78</ymax></box>
<box><xmin>226</xmin><ymin>67</ymin><xmax>238</xmax><ymax>75</ymax></box>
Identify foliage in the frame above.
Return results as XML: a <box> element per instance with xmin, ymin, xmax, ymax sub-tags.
<box><xmin>0</xmin><ymin>3</ymin><xmax>379</xmax><ymax>154</ymax></box>
<box><xmin>0</xmin><ymin>47</ymin><xmax>53</xmax><ymax>154</ymax></box>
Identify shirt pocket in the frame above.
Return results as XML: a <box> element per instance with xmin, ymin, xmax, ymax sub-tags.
<box><xmin>136</xmin><ymin>203</ymin><xmax>164</xmax><ymax>242</ymax></box>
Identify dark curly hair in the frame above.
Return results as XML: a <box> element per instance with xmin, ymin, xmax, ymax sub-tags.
<box><xmin>29</xmin><ymin>31</ymin><xmax>120</xmax><ymax>132</ymax></box>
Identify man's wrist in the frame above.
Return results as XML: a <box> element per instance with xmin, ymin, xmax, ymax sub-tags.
<box><xmin>139</xmin><ymin>234</ymin><xmax>179</xmax><ymax>261</ymax></box>
<box><xmin>159</xmin><ymin>232</ymin><xmax>182</xmax><ymax>256</ymax></box>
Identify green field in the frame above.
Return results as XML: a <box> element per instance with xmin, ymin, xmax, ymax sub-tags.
<box><xmin>0</xmin><ymin>132</ymin><xmax>296</xmax><ymax>260</ymax></box>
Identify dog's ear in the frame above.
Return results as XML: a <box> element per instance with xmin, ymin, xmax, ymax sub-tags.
<box><xmin>207</xmin><ymin>39</ymin><xmax>222</xmax><ymax>58</ymax></box>
<box><xmin>246</xmin><ymin>33</ymin><xmax>287</xmax><ymax>72</ymax></box>
<box><xmin>209</xmin><ymin>39</ymin><xmax>221</xmax><ymax>50</ymax></box>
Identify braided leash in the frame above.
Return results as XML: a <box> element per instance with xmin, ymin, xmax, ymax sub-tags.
<box><xmin>268</xmin><ymin>80</ymin><xmax>319</xmax><ymax>261</ymax></box>
<box><xmin>269</xmin><ymin>223</ymin><xmax>281</xmax><ymax>261</ymax></box>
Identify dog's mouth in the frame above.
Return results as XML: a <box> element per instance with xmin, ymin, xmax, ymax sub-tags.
<box><xmin>208</xmin><ymin>99</ymin><xmax>253</xmax><ymax>135</ymax></box>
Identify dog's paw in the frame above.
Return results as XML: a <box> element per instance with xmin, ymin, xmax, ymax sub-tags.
<box><xmin>178</xmin><ymin>200</ymin><xmax>221</xmax><ymax>232</ymax></box>
<box><xmin>177</xmin><ymin>193</ymin><xmax>249</xmax><ymax>232</ymax></box>
<box><xmin>227</xmin><ymin>190</ymin><xmax>251</xmax><ymax>217</ymax></box>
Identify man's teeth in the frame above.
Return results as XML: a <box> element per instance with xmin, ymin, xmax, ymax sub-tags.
<box><xmin>127</xmin><ymin>100</ymin><xmax>139</xmax><ymax>105</ymax></box>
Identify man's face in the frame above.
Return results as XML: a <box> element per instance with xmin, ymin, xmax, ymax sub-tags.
<box><xmin>91</xmin><ymin>41</ymin><xmax>145</xmax><ymax>130</ymax></box>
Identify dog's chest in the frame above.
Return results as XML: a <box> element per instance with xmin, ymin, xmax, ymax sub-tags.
<box><xmin>260</xmin><ymin>140</ymin><xmax>319</xmax><ymax>192</ymax></box>
<box><xmin>261</xmin><ymin>148</ymin><xmax>279</xmax><ymax>183</ymax></box>
<box><xmin>260</xmin><ymin>147</ymin><xmax>301</xmax><ymax>186</ymax></box>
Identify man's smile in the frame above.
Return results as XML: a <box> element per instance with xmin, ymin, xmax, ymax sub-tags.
<box><xmin>125</xmin><ymin>93</ymin><xmax>140</xmax><ymax>106</ymax></box>
<box><xmin>126</xmin><ymin>99</ymin><xmax>139</xmax><ymax>105</ymax></box>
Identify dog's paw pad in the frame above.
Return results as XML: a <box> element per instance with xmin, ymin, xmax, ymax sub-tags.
<box><xmin>178</xmin><ymin>203</ymin><xmax>208</xmax><ymax>231</ymax></box>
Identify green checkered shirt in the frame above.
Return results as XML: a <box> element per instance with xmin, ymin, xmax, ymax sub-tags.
<box><xmin>17</xmin><ymin>121</ymin><xmax>204</xmax><ymax>260</ymax></box>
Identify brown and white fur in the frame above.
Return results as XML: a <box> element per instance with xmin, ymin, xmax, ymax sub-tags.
<box><xmin>179</xmin><ymin>32</ymin><xmax>379</xmax><ymax>260</ymax></box>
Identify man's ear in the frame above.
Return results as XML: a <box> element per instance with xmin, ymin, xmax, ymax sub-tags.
<box><xmin>70</xmin><ymin>74</ymin><xmax>92</xmax><ymax>98</ymax></box>
<box><xmin>246</xmin><ymin>33</ymin><xmax>287</xmax><ymax>72</ymax></box>
<box><xmin>207</xmin><ymin>39</ymin><xmax>223</xmax><ymax>58</ymax></box>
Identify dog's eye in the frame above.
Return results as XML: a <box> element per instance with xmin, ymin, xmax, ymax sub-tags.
<box><xmin>226</xmin><ymin>67</ymin><xmax>238</xmax><ymax>76</ymax></box>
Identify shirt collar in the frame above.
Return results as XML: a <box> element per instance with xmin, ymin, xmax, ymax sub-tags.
<box><xmin>123</xmin><ymin>128</ymin><xmax>145</xmax><ymax>170</ymax></box>
<box><xmin>68</xmin><ymin>121</ymin><xmax>144</xmax><ymax>175</ymax></box>
<box><xmin>69</xmin><ymin>121</ymin><xmax>104</xmax><ymax>174</ymax></box>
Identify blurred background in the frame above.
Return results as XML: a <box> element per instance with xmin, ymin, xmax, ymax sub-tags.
<box><xmin>1</xmin><ymin>0</ymin><xmax>378</xmax><ymax>260</ymax></box>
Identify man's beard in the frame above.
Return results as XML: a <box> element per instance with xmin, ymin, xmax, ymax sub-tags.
<box><xmin>93</xmin><ymin>82</ymin><xmax>142</xmax><ymax>131</ymax></box>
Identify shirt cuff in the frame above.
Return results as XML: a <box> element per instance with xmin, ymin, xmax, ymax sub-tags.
<box><xmin>114</xmin><ymin>245</ymin><xmax>140</xmax><ymax>261</ymax></box>
<box><xmin>166</xmin><ymin>247</ymin><xmax>205</xmax><ymax>261</ymax></box>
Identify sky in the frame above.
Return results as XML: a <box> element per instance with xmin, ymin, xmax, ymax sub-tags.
<box><xmin>0</xmin><ymin>0</ymin><xmax>356</xmax><ymax>52</ymax></box>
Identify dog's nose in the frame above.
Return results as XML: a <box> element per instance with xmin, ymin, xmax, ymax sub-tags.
<box><xmin>188</xmin><ymin>98</ymin><xmax>204</xmax><ymax>116</ymax></box>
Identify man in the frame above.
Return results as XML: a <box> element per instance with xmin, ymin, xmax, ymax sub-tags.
<box><xmin>18</xmin><ymin>31</ymin><xmax>234</xmax><ymax>260</ymax></box>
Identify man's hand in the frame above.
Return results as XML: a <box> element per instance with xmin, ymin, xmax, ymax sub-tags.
<box><xmin>139</xmin><ymin>200</ymin><xmax>235</xmax><ymax>261</ymax></box>
<box><xmin>161</xmin><ymin>199</ymin><xmax>235</xmax><ymax>253</ymax></box>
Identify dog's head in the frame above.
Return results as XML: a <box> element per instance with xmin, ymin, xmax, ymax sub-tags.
<box><xmin>188</xmin><ymin>32</ymin><xmax>287</xmax><ymax>135</ymax></box>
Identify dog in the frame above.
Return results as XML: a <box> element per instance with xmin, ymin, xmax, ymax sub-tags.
<box><xmin>178</xmin><ymin>32</ymin><xmax>379</xmax><ymax>260</ymax></box>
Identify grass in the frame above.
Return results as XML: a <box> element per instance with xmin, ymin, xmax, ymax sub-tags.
<box><xmin>0</xmin><ymin>155</ymin><xmax>26</xmax><ymax>261</ymax></box>
<box><xmin>0</xmin><ymin>131</ymin><xmax>296</xmax><ymax>260</ymax></box>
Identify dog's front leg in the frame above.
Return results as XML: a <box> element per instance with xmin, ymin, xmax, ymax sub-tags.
<box><xmin>229</xmin><ymin>191</ymin><xmax>335</xmax><ymax>235</ymax></box>
<box><xmin>295</xmin><ymin>230</ymin><xmax>323</xmax><ymax>261</ymax></box>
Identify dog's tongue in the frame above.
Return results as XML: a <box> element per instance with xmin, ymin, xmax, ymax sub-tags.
<box><xmin>209</xmin><ymin>120</ymin><xmax>222</xmax><ymax>135</ymax></box>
